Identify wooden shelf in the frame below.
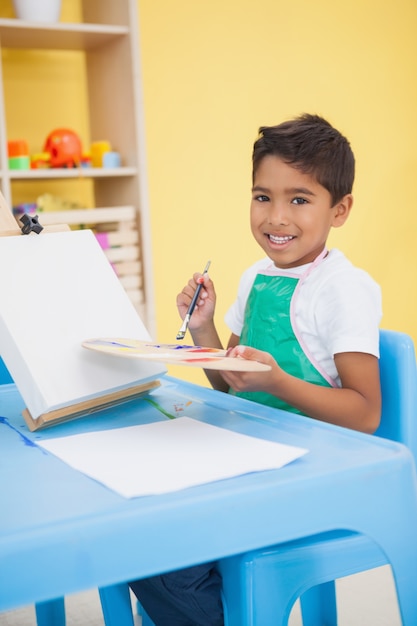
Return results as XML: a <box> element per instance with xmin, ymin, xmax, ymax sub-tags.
<box><xmin>9</xmin><ymin>167</ymin><xmax>137</xmax><ymax>180</ymax></box>
<box><xmin>0</xmin><ymin>1</ymin><xmax>156</xmax><ymax>333</ymax></box>
<box><xmin>33</xmin><ymin>206</ymin><xmax>136</xmax><ymax>225</ymax></box>
<box><xmin>0</xmin><ymin>19</ymin><xmax>128</xmax><ymax>50</ymax></box>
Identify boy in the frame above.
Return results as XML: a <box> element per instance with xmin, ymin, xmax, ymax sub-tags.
<box><xmin>129</xmin><ymin>113</ymin><xmax>382</xmax><ymax>625</ymax></box>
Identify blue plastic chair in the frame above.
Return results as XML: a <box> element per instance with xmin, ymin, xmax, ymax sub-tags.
<box><xmin>98</xmin><ymin>329</ymin><xmax>417</xmax><ymax>626</ymax></box>
<box><xmin>0</xmin><ymin>356</ymin><xmax>66</xmax><ymax>626</ymax></box>
<box><xmin>218</xmin><ymin>329</ymin><xmax>417</xmax><ymax>625</ymax></box>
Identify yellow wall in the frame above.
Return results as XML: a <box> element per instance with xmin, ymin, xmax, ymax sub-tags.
<box><xmin>2</xmin><ymin>0</ymin><xmax>416</xmax><ymax>387</ymax></box>
<box><xmin>138</xmin><ymin>0</ymin><xmax>417</xmax><ymax>385</ymax></box>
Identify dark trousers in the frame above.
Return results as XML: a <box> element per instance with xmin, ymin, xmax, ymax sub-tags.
<box><xmin>129</xmin><ymin>562</ymin><xmax>224</xmax><ymax>626</ymax></box>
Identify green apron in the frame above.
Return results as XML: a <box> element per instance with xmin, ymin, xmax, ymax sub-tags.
<box><xmin>230</xmin><ymin>252</ymin><xmax>333</xmax><ymax>415</ymax></box>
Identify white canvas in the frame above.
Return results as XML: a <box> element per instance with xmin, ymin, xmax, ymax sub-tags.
<box><xmin>0</xmin><ymin>230</ymin><xmax>166</xmax><ymax>419</ymax></box>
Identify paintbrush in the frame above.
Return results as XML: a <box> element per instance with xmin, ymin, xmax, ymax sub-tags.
<box><xmin>176</xmin><ymin>261</ymin><xmax>211</xmax><ymax>340</ymax></box>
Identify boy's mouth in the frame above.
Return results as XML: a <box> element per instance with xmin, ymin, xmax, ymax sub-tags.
<box><xmin>268</xmin><ymin>234</ymin><xmax>295</xmax><ymax>244</ymax></box>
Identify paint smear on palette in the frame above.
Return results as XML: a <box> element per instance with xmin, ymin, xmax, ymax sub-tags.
<box><xmin>153</xmin><ymin>344</ymin><xmax>222</xmax><ymax>353</ymax></box>
<box><xmin>84</xmin><ymin>339</ymin><xmax>224</xmax><ymax>357</ymax></box>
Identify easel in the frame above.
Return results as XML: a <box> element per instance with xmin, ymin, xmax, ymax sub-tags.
<box><xmin>0</xmin><ymin>192</ymin><xmax>159</xmax><ymax>431</ymax></box>
<box><xmin>0</xmin><ymin>191</ymin><xmax>71</xmax><ymax>237</ymax></box>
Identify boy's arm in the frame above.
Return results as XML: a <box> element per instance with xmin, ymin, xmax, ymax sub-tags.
<box><xmin>222</xmin><ymin>346</ymin><xmax>381</xmax><ymax>434</ymax></box>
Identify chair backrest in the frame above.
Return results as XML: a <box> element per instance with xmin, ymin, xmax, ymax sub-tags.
<box><xmin>376</xmin><ymin>330</ymin><xmax>417</xmax><ymax>461</ymax></box>
<box><xmin>0</xmin><ymin>356</ymin><xmax>13</xmax><ymax>385</ymax></box>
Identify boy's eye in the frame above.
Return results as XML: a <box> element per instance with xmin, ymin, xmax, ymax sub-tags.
<box><xmin>254</xmin><ymin>194</ymin><xmax>269</xmax><ymax>202</ymax></box>
<box><xmin>291</xmin><ymin>197</ymin><xmax>308</xmax><ymax>205</ymax></box>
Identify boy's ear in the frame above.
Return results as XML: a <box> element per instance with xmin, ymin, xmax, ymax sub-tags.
<box><xmin>331</xmin><ymin>194</ymin><xmax>353</xmax><ymax>228</ymax></box>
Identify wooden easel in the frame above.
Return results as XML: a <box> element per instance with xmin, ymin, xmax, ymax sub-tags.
<box><xmin>0</xmin><ymin>191</ymin><xmax>70</xmax><ymax>237</ymax></box>
<box><xmin>21</xmin><ymin>381</ymin><xmax>160</xmax><ymax>431</ymax></box>
<box><xmin>0</xmin><ymin>192</ymin><xmax>159</xmax><ymax>431</ymax></box>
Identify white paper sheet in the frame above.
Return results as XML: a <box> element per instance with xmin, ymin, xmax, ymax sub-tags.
<box><xmin>38</xmin><ymin>417</ymin><xmax>308</xmax><ymax>498</ymax></box>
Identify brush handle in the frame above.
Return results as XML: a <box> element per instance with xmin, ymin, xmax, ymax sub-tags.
<box><xmin>176</xmin><ymin>261</ymin><xmax>210</xmax><ymax>340</ymax></box>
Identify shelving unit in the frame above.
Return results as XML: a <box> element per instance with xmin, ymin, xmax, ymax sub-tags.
<box><xmin>0</xmin><ymin>1</ymin><xmax>157</xmax><ymax>335</ymax></box>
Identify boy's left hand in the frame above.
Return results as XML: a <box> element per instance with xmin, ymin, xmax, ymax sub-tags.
<box><xmin>222</xmin><ymin>345</ymin><xmax>280</xmax><ymax>392</ymax></box>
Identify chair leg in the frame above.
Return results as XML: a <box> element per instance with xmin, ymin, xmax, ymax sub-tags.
<box><xmin>35</xmin><ymin>598</ymin><xmax>66</xmax><ymax>626</ymax></box>
<box><xmin>300</xmin><ymin>582</ymin><xmax>337</xmax><ymax>626</ymax></box>
<box><xmin>99</xmin><ymin>584</ymin><xmax>135</xmax><ymax>626</ymax></box>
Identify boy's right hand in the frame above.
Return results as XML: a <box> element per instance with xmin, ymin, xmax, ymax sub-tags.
<box><xmin>176</xmin><ymin>271</ymin><xmax>216</xmax><ymax>330</ymax></box>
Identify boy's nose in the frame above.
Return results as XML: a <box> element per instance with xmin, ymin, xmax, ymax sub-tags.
<box><xmin>267</xmin><ymin>202</ymin><xmax>290</xmax><ymax>225</ymax></box>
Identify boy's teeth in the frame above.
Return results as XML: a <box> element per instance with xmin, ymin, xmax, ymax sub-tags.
<box><xmin>269</xmin><ymin>235</ymin><xmax>294</xmax><ymax>243</ymax></box>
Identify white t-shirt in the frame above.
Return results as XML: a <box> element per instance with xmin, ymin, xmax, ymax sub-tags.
<box><xmin>224</xmin><ymin>249</ymin><xmax>382</xmax><ymax>387</ymax></box>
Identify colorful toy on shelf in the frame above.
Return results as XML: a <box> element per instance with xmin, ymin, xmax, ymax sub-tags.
<box><xmin>13</xmin><ymin>194</ymin><xmax>84</xmax><ymax>222</ymax></box>
<box><xmin>8</xmin><ymin>156</ymin><xmax>30</xmax><ymax>170</ymax></box>
<box><xmin>7</xmin><ymin>139</ymin><xmax>30</xmax><ymax>170</ymax></box>
<box><xmin>12</xmin><ymin>202</ymin><xmax>37</xmax><ymax>218</ymax></box>
<box><xmin>43</xmin><ymin>128</ymin><xmax>82</xmax><ymax>168</ymax></box>
<box><xmin>8</xmin><ymin>139</ymin><xmax>28</xmax><ymax>156</ymax></box>
<box><xmin>80</xmin><ymin>153</ymin><xmax>92</xmax><ymax>168</ymax></box>
<box><xmin>12</xmin><ymin>0</ymin><xmax>62</xmax><ymax>23</ymax></box>
<box><xmin>30</xmin><ymin>152</ymin><xmax>50</xmax><ymax>169</ymax></box>
<box><xmin>36</xmin><ymin>193</ymin><xmax>83</xmax><ymax>212</ymax></box>
<box><xmin>90</xmin><ymin>140</ymin><xmax>111</xmax><ymax>167</ymax></box>
<box><xmin>102</xmin><ymin>151</ymin><xmax>121</xmax><ymax>168</ymax></box>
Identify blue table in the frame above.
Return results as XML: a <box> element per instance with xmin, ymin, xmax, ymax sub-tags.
<box><xmin>2</xmin><ymin>376</ymin><xmax>417</xmax><ymax>621</ymax></box>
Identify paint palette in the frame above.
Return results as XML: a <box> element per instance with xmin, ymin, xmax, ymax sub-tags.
<box><xmin>82</xmin><ymin>339</ymin><xmax>271</xmax><ymax>372</ymax></box>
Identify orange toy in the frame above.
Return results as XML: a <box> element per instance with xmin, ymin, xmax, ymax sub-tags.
<box><xmin>8</xmin><ymin>139</ymin><xmax>29</xmax><ymax>157</ymax></box>
<box><xmin>43</xmin><ymin>129</ymin><xmax>82</xmax><ymax>168</ymax></box>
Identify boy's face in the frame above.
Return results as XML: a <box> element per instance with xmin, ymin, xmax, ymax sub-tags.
<box><xmin>250</xmin><ymin>156</ymin><xmax>352</xmax><ymax>269</ymax></box>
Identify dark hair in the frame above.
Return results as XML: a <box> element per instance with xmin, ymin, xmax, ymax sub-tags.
<box><xmin>252</xmin><ymin>114</ymin><xmax>355</xmax><ymax>205</ymax></box>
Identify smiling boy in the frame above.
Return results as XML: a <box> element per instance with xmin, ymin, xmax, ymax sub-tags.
<box><xmin>183</xmin><ymin>113</ymin><xmax>382</xmax><ymax>434</ymax></box>
<box><xmin>129</xmin><ymin>114</ymin><xmax>382</xmax><ymax>625</ymax></box>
